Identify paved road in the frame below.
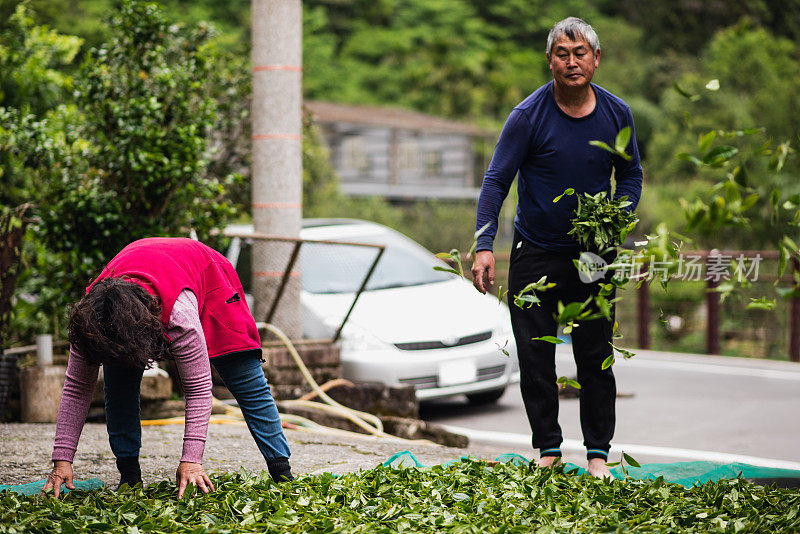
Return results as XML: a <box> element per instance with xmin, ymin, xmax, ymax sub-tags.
<box><xmin>421</xmin><ymin>347</ymin><xmax>800</xmax><ymax>468</ymax></box>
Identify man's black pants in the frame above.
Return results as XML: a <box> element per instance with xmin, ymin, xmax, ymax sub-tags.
<box><xmin>507</xmin><ymin>232</ymin><xmax>616</xmax><ymax>460</ymax></box>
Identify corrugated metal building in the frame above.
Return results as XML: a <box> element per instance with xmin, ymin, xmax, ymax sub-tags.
<box><xmin>305</xmin><ymin>101</ymin><xmax>494</xmax><ymax>200</ymax></box>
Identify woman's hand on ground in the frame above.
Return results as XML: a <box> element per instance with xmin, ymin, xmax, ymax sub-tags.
<box><xmin>176</xmin><ymin>461</ymin><xmax>214</xmax><ymax>498</ymax></box>
<box><xmin>42</xmin><ymin>460</ymin><xmax>75</xmax><ymax>498</ymax></box>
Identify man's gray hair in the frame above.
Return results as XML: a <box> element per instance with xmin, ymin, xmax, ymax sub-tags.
<box><xmin>546</xmin><ymin>17</ymin><xmax>600</xmax><ymax>57</ymax></box>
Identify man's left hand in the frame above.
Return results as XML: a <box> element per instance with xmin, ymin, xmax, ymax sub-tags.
<box><xmin>176</xmin><ymin>461</ymin><xmax>214</xmax><ymax>498</ymax></box>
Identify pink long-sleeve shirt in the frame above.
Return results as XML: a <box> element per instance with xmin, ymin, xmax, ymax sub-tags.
<box><xmin>52</xmin><ymin>290</ymin><xmax>213</xmax><ymax>464</ymax></box>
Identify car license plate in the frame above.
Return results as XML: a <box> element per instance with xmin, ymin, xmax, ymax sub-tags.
<box><xmin>438</xmin><ymin>360</ymin><xmax>477</xmax><ymax>387</ymax></box>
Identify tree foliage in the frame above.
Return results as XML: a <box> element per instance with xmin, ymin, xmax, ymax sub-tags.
<box><xmin>0</xmin><ymin>204</ymin><xmax>31</xmax><ymax>345</ymax></box>
<box><xmin>0</xmin><ymin>4</ymin><xmax>80</xmax><ymax>209</ymax></box>
<box><xmin>643</xmin><ymin>22</ymin><xmax>800</xmax><ymax>248</ymax></box>
<box><xmin>1</xmin><ymin>1</ymin><xmax>240</xmax><ymax>339</ymax></box>
<box><xmin>599</xmin><ymin>0</ymin><xmax>800</xmax><ymax>54</ymax></box>
<box><xmin>36</xmin><ymin>0</ymin><xmax>234</xmax><ymax>276</ymax></box>
<box><xmin>0</xmin><ymin>3</ymin><xmax>81</xmax><ymax>116</ymax></box>
<box><xmin>302</xmin><ymin>0</ymin><xmax>595</xmax><ymax>119</ymax></box>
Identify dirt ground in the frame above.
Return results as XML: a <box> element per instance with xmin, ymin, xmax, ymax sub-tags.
<box><xmin>0</xmin><ymin>422</ymin><xmax>587</xmax><ymax>487</ymax></box>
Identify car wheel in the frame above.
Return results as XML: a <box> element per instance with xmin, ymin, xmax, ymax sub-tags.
<box><xmin>466</xmin><ymin>387</ymin><xmax>506</xmax><ymax>405</ymax></box>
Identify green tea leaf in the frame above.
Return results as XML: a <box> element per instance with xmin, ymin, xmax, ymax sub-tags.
<box><xmin>770</xmin><ymin>140</ymin><xmax>792</xmax><ymax>172</ymax></box>
<box><xmin>588</xmin><ymin>140</ymin><xmax>614</xmax><ymax>153</ymax></box>
<box><xmin>777</xmin><ymin>243</ymin><xmax>789</xmax><ymax>283</ymax></box>
<box><xmin>741</xmin><ymin>193</ymin><xmax>759</xmax><ymax>210</ymax></box>
<box><xmin>782</xmin><ymin>235</ymin><xmax>799</xmax><ymax>258</ymax></box>
<box><xmin>614</xmin><ymin>126</ymin><xmax>631</xmax><ymax>154</ymax></box>
<box><xmin>698</xmin><ymin>130</ymin><xmax>717</xmax><ymax>153</ymax></box>
<box><xmin>746</xmin><ymin>298</ymin><xmax>777</xmax><ymax>310</ymax></box>
<box><xmin>673</xmin><ymin>82</ymin><xmax>699</xmax><ymax>100</ymax></box>
<box><xmin>771</xmin><ymin>188</ymin><xmax>781</xmax><ymax>207</ymax></box>
<box><xmin>565</xmin><ymin>379</ymin><xmax>581</xmax><ymax>389</ymax></box>
<box><xmin>776</xmin><ymin>286</ymin><xmax>800</xmax><ymax>299</ymax></box>
<box><xmin>474</xmin><ymin>222</ymin><xmax>491</xmax><ymax>240</ymax></box>
<box><xmin>532</xmin><ymin>336</ymin><xmax>564</xmax><ymax>344</ymax></box>
<box><xmin>601</xmin><ymin>354</ymin><xmax>615</xmax><ymax>370</ymax></box>
<box><xmin>496</xmin><ymin>340</ymin><xmax>510</xmax><ymax>356</ymax></box>
<box><xmin>433</xmin><ymin>266</ymin><xmax>462</xmax><ymax>276</ymax></box>
<box><xmin>702</xmin><ymin>145</ymin><xmax>739</xmax><ymax>167</ymax></box>
<box><xmin>622</xmin><ymin>452</ymin><xmax>641</xmax><ymax>468</ymax></box>
<box><xmin>677</xmin><ymin>152</ymin><xmax>703</xmax><ymax>167</ymax></box>
<box><xmin>553</xmin><ymin>188</ymin><xmax>575</xmax><ymax>203</ymax></box>
<box><xmin>612</xmin><ymin>343</ymin><xmax>636</xmax><ymax>359</ymax></box>
<box><xmin>497</xmin><ymin>286</ymin><xmax>508</xmax><ymax>303</ymax></box>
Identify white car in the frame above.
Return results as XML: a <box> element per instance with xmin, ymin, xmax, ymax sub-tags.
<box><xmin>226</xmin><ymin>219</ymin><xmax>519</xmax><ymax>403</ymax></box>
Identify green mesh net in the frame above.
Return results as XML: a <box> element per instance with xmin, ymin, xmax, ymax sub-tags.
<box><xmin>382</xmin><ymin>451</ymin><xmax>800</xmax><ymax>488</ymax></box>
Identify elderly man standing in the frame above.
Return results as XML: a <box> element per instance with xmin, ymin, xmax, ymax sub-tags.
<box><xmin>471</xmin><ymin>17</ymin><xmax>642</xmax><ymax>478</ymax></box>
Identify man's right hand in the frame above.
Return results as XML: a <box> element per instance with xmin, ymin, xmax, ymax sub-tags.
<box><xmin>471</xmin><ymin>250</ymin><xmax>495</xmax><ymax>294</ymax></box>
<box><xmin>42</xmin><ymin>460</ymin><xmax>75</xmax><ymax>498</ymax></box>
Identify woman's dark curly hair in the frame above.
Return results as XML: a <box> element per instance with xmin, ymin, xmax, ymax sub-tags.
<box><xmin>68</xmin><ymin>277</ymin><xmax>171</xmax><ymax>368</ymax></box>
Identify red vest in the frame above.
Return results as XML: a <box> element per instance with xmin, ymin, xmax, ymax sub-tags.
<box><xmin>90</xmin><ymin>238</ymin><xmax>260</xmax><ymax>358</ymax></box>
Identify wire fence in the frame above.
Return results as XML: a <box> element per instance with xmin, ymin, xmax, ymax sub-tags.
<box><xmin>467</xmin><ymin>250</ymin><xmax>799</xmax><ymax>361</ymax></box>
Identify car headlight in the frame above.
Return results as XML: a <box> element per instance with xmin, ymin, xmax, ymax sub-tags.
<box><xmin>337</xmin><ymin>322</ymin><xmax>391</xmax><ymax>352</ymax></box>
<box><xmin>492</xmin><ymin>310</ymin><xmax>515</xmax><ymax>359</ymax></box>
<box><xmin>495</xmin><ymin>310</ymin><xmax>514</xmax><ymax>338</ymax></box>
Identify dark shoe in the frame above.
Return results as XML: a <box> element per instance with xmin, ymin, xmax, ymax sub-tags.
<box><xmin>267</xmin><ymin>457</ymin><xmax>294</xmax><ymax>482</ymax></box>
<box><xmin>116</xmin><ymin>456</ymin><xmax>142</xmax><ymax>490</ymax></box>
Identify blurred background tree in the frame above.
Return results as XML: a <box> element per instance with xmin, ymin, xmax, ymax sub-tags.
<box><xmin>642</xmin><ymin>20</ymin><xmax>800</xmax><ymax>248</ymax></box>
<box><xmin>1</xmin><ymin>1</ymin><xmax>237</xmax><ymax>338</ymax></box>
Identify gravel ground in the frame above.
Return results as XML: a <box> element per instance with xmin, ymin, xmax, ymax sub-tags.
<box><xmin>0</xmin><ymin>422</ymin><xmax>587</xmax><ymax>487</ymax></box>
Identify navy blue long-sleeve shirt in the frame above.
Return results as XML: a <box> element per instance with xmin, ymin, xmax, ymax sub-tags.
<box><xmin>476</xmin><ymin>81</ymin><xmax>643</xmax><ymax>252</ymax></box>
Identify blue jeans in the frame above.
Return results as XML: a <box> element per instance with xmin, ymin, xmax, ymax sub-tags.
<box><xmin>104</xmin><ymin>351</ymin><xmax>290</xmax><ymax>462</ymax></box>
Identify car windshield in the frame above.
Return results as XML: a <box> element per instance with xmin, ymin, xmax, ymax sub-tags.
<box><xmin>300</xmin><ymin>228</ymin><xmax>452</xmax><ymax>294</ymax></box>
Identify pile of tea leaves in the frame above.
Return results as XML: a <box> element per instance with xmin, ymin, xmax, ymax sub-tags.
<box><xmin>569</xmin><ymin>191</ymin><xmax>639</xmax><ymax>251</ymax></box>
<box><xmin>2</xmin><ymin>460</ymin><xmax>798</xmax><ymax>533</ymax></box>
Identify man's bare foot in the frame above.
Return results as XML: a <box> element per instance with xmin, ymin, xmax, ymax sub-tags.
<box><xmin>587</xmin><ymin>458</ymin><xmax>613</xmax><ymax>479</ymax></box>
<box><xmin>537</xmin><ymin>456</ymin><xmax>561</xmax><ymax>468</ymax></box>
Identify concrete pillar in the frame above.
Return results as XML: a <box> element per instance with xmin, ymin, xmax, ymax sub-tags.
<box><xmin>36</xmin><ymin>334</ymin><xmax>53</xmax><ymax>366</ymax></box>
<box><xmin>251</xmin><ymin>0</ymin><xmax>303</xmax><ymax>339</ymax></box>
<box><xmin>20</xmin><ymin>365</ymin><xmax>66</xmax><ymax>423</ymax></box>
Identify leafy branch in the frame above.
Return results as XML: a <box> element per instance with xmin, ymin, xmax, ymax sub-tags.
<box><xmin>554</xmin><ymin>297</ymin><xmax>607</xmax><ymax>335</ymax></box>
<box><xmin>555</xmin><ymin>190</ymin><xmax>639</xmax><ymax>251</ymax></box>
<box><xmin>601</xmin><ymin>321</ymin><xmax>637</xmax><ymax>369</ymax></box>
<box><xmin>434</xmin><ymin>222</ymin><xmax>491</xmax><ymax>278</ymax></box>
<box><xmin>677</xmin><ymin>128</ymin><xmax>740</xmax><ymax>168</ymax></box>
<box><xmin>589</xmin><ymin>126</ymin><xmax>633</xmax><ymax>162</ymax></box>
<box><xmin>672</xmin><ymin>77</ymin><xmax>799</xmax><ymax>308</ymax></box>
<box><xmin>512</xmin><ymin>275</ymin><xmax>556</xmax><ymax>309</ymax></box>
<box><xmin>557</xmin><ymin>376</ymin><xmax>581</xmax><ymax>390</ymax></box>
<box><xmin>606</xmin><ymin>451</ymin><xmax>642</xmax><ymax>477</ymax></box>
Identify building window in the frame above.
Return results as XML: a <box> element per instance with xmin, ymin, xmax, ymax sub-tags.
<box><xmin>424</xmin><ymin>150</ymin><xmax>443</xmax><ymax>177</ymax></box>
<box><xmin>342</xmin><ymin>136</ymin><xmax>369</xmax><ymax>174</ymax></box>
<box><xmin>398</xmin><ymin>140</ymin><xmax>419</xmax><ymax>171</ymax></box>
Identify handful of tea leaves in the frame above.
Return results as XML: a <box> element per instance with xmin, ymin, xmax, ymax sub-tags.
<box><xmin>554</xmin><ymin>189</ymin><xmax>639</xmax><ymax>250</ymax></box>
